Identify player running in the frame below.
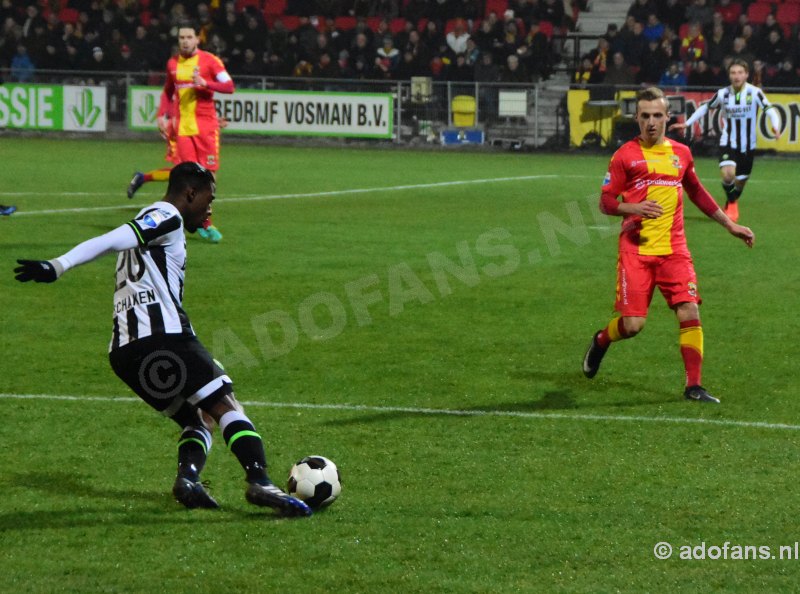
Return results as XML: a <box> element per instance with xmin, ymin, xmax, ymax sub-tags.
<box><xmin>127</xmin><ymin>21</ymin><xmax>233</xmax><ymax>243</ymax></box>
<box><xmin>583</xmin><ymin>87</ymin><xmax>755</xmax><ymax>403</ymax></box>
<box><xmin>669</xmin><ymin>59</ymin><xmax>781</xmax><ymax>222</ymax></box>
<box><xmin>16</xmin><ymin>162</ymin><xmax>311</xmax><ymax>517</ymax></box>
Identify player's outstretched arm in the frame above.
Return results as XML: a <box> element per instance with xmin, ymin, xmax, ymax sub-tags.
<box><xmin>711</xmin><ymin>209</ymin><xmax>755</xmax><ymax>247</ymax></box>
<box><xmin>14</xmin><ymin>224</ymin><xmax>139</xmax><ymax>283</ymax></box>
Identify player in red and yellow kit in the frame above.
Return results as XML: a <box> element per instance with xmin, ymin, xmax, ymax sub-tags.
<box><xmin>582</xmin><ymin>87</ymin><xmax>755</xmax><ymax>403</ymax></box>
<box><xmin>127</xmin><ymin>21</ymin><xmax>234</xmax><ymax>243</ymax></box>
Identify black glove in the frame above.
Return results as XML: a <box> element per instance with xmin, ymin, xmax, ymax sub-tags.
<box><xmin>14</xmin><ymin>259</ymin><xmax>59</xmax><ymax>283</ymax></box>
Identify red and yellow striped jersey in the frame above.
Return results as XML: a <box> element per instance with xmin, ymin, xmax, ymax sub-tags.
<box><xmin>160</xmin><ymin>50</ymin><xmax>231</xmax><ymax>137</ymax></box>
<box><xmin>600</xmin><ymin>137</ymin><xmax>718</xmax><ymax>256</ymax></box>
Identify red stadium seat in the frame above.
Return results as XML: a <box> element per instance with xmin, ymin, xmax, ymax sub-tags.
<box><xmin>140</xmin><ymin>11</ymin><xmax>151</xmax><ymax>27</ymax></box>
<box><xmin>715</xmin><ymin>3</ymin><xmax>741</xmax><ymax>24</ymax></box>
<box><xmin>367</xmin><ymin>16</ymin><xmax>383</xmax><ymax>31</ymax></box>
<box><xmin>58</xmin><ymin>7</ymin><xmax>78</xmax><ymax>24</ymax></box>
<box><xmin>538</xmin><ymin>20</ymin><xmax>554</xmax><ymax>39</ymax></box>
<box><xmin>390</xmin><ymin>17</ymin><xmax>408</xmax><ymax>34</ymax></box>
<box><xmin>485</xmin><ymin>0</ymin><xmax>508</xmax><ymax>17</ymax></box>
<box><xmin>417</xmin><ymin>17</ymin><xmax>428</xmax><ymax>31</ymax></box>
<box><xmin>776</xmin><ymin>3</ymin><xmax>800</xmax><ymax>24</ymax></box>
<box><xmin>264</xmin><ymin>0</ymin><xmax>287</xmax><ymax>15</ymax></box>
<box><xmin>335</xmin><ymin>16</ymin><xmax>357</xmax><ymax>30</ymax></box>
<box><xmin>276</xmin><ymin>15</ymin><xmax>300</xmax><ymax>30</ymax></box>
<box><xmin>746</xmin><ymin>2</ymin><xmax>773</xmax><ymax>24</ymax></box>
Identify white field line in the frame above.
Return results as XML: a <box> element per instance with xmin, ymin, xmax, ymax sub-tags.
<box><xmin>1</xmin><ymin>392</ymin><xmax>799</xmax><ymax>432</ymax></box>
<box><xmin>8</xmin><ymin>175</ymin><xmax>559</xmax><ymax>217</ymax></box>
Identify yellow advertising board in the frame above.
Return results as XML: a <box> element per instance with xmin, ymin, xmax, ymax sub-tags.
<box><xmin>568</xmin><ymin>89</ymin><xmax>800</xmax><ymax>152</ymax></box>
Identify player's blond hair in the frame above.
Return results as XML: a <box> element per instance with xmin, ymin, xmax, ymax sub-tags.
<box><xmin>635</xmin><ymin>87</ymin><xmax>669</xmax><ymax>113</ymax></box>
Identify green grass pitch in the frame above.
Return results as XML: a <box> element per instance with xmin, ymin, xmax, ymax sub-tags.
<box><xmin>1</xmin><ymin>137</ymin><xmax>799</xmax><ymax>592</ymax></box>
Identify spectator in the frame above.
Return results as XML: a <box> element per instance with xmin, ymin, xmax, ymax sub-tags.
<box><xmin>446</xmin><ymin>18</ymin><xmax>470</xmax><ymax>56</ymax></box>
<box><xmin>627</xmin><ymin>0</ymin><xmax>657</xmax><ymax>25</ymax></box>
<box><xmin>10</xmin><ymin>44</ymin><xmax>35</xmax><ymax>82</ymax></box>
<box><xmin>659</xmin><ymin>0</ymin><xmax>686</xmax><ymax>34</ymax></box>
<box><xmin>573</xmin><ymin>55</ymin><xmax>593</xmax><ymax>84</ymax></box>
<box><xmin>446</xmin><ymin>52</ymin><xmax>474</xmax><ymax>81</ymax></box>
<box><xmin>21</xmin><ymin>4</ymin><xmax>46</xmax><ymax>39</ymax></box>
<box><xmin>758</xmin><ymin>29</ymin><xmax>787</xmax><ymax>68</ymax></box>
<box><xmin>659</xmin><ymin>60</ymin><xmax>687</xmax><ymax>87</ymax></box>
<box><xmin>498</xmin><ymin>19</ymin><xmax>522</xmax><ymax>59</ymax></box>
<box><xmin>515</xmin><ymin>0</ymin><xmax>540</xmax><ymax>26</ymax></box>
<box><xmin>729</xmin><ymin>36</ymin><xmax>754</xmax><ymax>71</ymax></box>
<box><xmin>680</xmin><ymin>22</ymin><xmax>706</xmax><ymax>63</ymax></box>
<box><xmin>241</xmin><ymin>13</ymin><xmax>268</xmax><ymax>57</ymax></box>
<box><xmin>395</xmin><ymin>48</ymin><xmax>425</xmax><ymax>78</ymax></box>
<box><xmin>605</xmin><ymin>23</ymin><xmax>626</xmax><ymax>56</ymax></box>
<box><xmin>350</xmin><ymin>31</ymin><xmax>373</xmax><ymax>64</ymax></box>
<box><xmin>114</xmin><ymin>43</ymin><xmax>148</xmax><ymax>72</ymax></box>
<box><xmin>313</xmin><ymin>50</ymin><xmax>340</xmax><ymax>78</ymax></box>
<box><xmin>295</xmin><ymin>15</ymin><xmax>319</xmax><ymax>58</ymax></box>
<box><xmin>687</xmin><ymin>58</ymin><xmax>716</xmax><ymax>86</ymax></box>
<box><xmin>537</xmin><ymin>0</ymin><xmax>565</xmax><ymax>29</ymax></box>
<box><xmin>643</xmin><ymin>13</ymin><xmax>665</xmax><ymax>44</ymax></box>
<box><xmin>706</xmin><ymin>21</ymin><xmax>732</xmax><ymax>68</ymax></box>
<box><xmin>622</xmin><ymin>19</ymin><xmax>647</xmax><ymax>68</ymax></box>
<box><xmin>637</xmin><ymin>38</ymin><xmax>668</xmax><ymax>83</ymax></box>
<box><xmin>518</xmin><ymin>19</ymin><xmax>552</xmax><ymax>80</ymax></box>
<box><xmin>375</xmin><ymin>34</ymin><xmax>400</xmax><ymax>77</ymax></box>
<box><xmin>464</xmin><ymin>37</ymin><xmax>480</xmax><ymax>66</ymax></box>
<box><xmin>685</xmin><ymin>0</ymin><xmax>714</xmax><ymax>28</ymax></box>
<box><xmin>761</xmin><ymin>14</ymin><xmax>783</xmax><ymax>41</ymax></box>
<box><xmin>472</xmin><ymin>19</ymin><xmax>498</xmax><ymax>55</ymax></box>
<box><xmin>421</xmin><ymin>20</ymin><xmax>444</xmax><ymax>55</ymax></box>
<box><xmin>769</xmin><ymin>59</ymin><xmax>800</xmax><ymax>88</ymax></box>
<box><xmin>587</xmin><ymin>36</ymin><xmax>610</xmax><ymax>81</ymax></box>
<box><xmin>392</xmin><ymin>18</ymin><xmax>415</xmax><ymax>52</ymax></box>
<box><xmin>603</xmin><ymin>51</ymin><xmax>635</xmax><ymax>85</ymax></box>
<box><xmin>500</xmin><ymin>53</ymin><xmax>530</xmax><ymax>82</ymax></box>
<box><xmin>750</xmin><ymin>59</ymin><xmax>767</xmax><ymax>88</ymax></box>
<box><xmin>86</xmin><ymin>45</ymin><xmax>111</xmax><ymax>71</ymax></box>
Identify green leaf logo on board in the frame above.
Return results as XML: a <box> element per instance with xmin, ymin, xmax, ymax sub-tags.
<box><xmin>71</xmin><ymin>88</ymin><xmax>101</xmax><ymax>128</ymax></box>
<box><xmin>138</xmin><ymin>93</ymin><xmax>158</xmax><ymax>123</ymax></box>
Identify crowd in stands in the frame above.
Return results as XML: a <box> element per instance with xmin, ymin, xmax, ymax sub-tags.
<box><xmin>0</xmin><ymin>0</ymin><xmax>586</xmax><ymax>84</ymax></box>
<box><xmin>574</xmin><ymin>0</ymin><xmax>800</xmax><ymax>88</ymax></box>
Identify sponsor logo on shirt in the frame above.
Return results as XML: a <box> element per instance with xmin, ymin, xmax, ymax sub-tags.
<box><xmin>141</xmin><ymin>209</ymin><xmax>172</xmax><ymax>229</ymax></box>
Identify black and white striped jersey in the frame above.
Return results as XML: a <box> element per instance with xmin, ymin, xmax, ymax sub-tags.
<box><xmin>686</xmin><ymin>83</ymin><xmax>777</xmax><ymax>153</ymax></box>
<box><xmin>111</xmin><ymin>201</ymin><xmax>193</xmax><ymax>350</ymax></box>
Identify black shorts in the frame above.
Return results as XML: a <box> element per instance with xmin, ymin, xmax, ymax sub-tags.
<box><xmin>109</xmin><ymin>334</ymin><xmax>233</xmax><ymax>425</ymax></box>
<box><xmin>718</xmin><ymin>146</ymin><xmax>755</xmax><ymax>179</ymax></box>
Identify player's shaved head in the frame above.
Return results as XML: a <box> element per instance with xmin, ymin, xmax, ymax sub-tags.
<box><xmin>167</xmin><ymin>162</ymin><xmax>215</xmax><ymax>196</ymax></box>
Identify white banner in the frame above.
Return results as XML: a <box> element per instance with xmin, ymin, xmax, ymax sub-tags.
<box><xmin>128</xmin><ymin>87</ymin><xmax>394</xmax><ymax>139</ymax></box>
<box><xmin>62</xmin><ymin>85</ymin><xmax>107</xmax><ymax>132</ymax></box>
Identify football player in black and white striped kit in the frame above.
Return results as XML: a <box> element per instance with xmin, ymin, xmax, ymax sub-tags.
<box><xmin>670</xmin><ymin>58</ymin><xmax>781</xmax><ymax>223</ymax></box>
<box><xmin>14</xmin><ymin>162</ymin><xmax>311</xmax><ymax>517</ymax></box>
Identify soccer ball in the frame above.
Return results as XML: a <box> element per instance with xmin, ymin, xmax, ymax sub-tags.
<box><xmin>287</xmin><ymin>456</ymin><xmax>341</xmax><ymax>508</ymax></box>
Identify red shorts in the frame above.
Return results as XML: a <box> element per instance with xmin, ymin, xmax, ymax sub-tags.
<box><xmin>175</xmin><ymin>130</ymin><xmax>220</xmax><ymax>171</ymax></box>
<box><xmin>615</xmin><ymin>251</ymin><xmax>701</xmax><ymax>317</ymax></box>
<box><xmin>165</xmin><ymin>137</ymin><xmax>179</xmax><ymax>165</ymax></box>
